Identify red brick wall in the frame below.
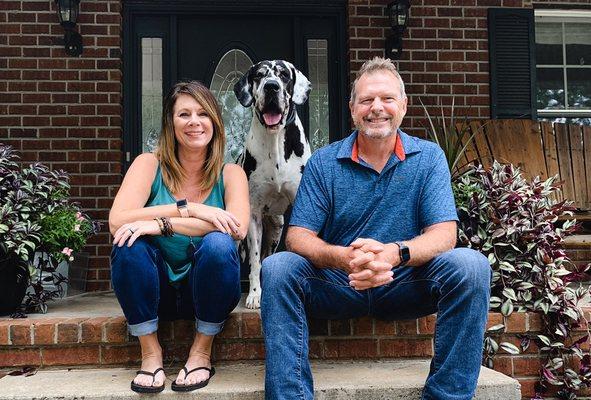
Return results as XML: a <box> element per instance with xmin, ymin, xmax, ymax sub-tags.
<box><xmin>1</xmin><ymin>0</ymin><xmax>587</xmax><ymax>292</ymax></box>
<box><xmin>347</xmin><ymin>0</ymin><xmax>589</xmax><ymax>137</ymax></box>
<box><xmin>0</xmin><ymin>0</ymin><xmax>122</xmax><ymax>291</ymax></box>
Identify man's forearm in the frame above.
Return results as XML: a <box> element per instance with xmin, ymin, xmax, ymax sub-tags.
<box><xmin>286</xmin><ymin>227</ymin><xmax>349</xmax><ymax>271</ymax></box>
<box><xmin>399</xmin><ymin>221</ymin><xmax>457</xmax><ymax>267</ymax></box>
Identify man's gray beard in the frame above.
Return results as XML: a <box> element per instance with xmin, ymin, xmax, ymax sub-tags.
<box><xmin>358</xmin><ymin>127</ymin><xmax>396</xmax><ymax>139</ymax></box>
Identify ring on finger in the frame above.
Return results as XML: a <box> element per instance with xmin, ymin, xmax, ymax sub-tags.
<box><xmin>128</xmin><ymin>228</ymin><xmax>135</xmax><ymax>234</ymax></box>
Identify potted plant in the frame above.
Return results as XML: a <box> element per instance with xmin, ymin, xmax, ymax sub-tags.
<box><xmin>0</xmin><ymin>144</ymin><xmax>99</xmax><ymax>315</ymax></box>
<box><xmin>25</xmin><ymin>207</ymin><xmax>97</xmax><ymax>310</ymax></box>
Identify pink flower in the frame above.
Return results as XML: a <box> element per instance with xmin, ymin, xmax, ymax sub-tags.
<box><xmin>74</xmin><ymin>224</ymin><xmax>80</xmax><ymax>232</ymax></box>
<box><xmin>61</xmin><ymin>247</ymin><xmax>73</xmax><ymax>256</ymax></box>
<box><xmin>76</xmin><ymin>212</ymin><xmax>85</xmax><ymax>221</ymax></box>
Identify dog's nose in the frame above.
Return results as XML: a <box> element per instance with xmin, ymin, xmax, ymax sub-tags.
<box><xmin>264</xmin><ymin>81</ymin><xmax>280</xmax><ymax>93</ymax></box>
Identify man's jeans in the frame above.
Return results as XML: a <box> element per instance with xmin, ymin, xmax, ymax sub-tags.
<box><xmin>261</xmin><ymin>248</ymin><xmax>491</xmax><ymax>400</ymax></box>
<box><xmin>111</xmin><ymin>232</ymin><xmax>241</xmax><ymax>337</ymax></box>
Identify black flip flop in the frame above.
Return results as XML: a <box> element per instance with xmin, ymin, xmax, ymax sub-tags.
<box><xmin>130</xmin><ymin>367</ymin><xmax>166</xmax><ymax>393</ymax></box>
<box><xmin>171</xmin><ymin>365</ymin><xmax>216</xmax><ymax>392</ymax></box>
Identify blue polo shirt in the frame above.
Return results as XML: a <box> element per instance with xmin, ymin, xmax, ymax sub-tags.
<box><xmin>289</xmin><ymin>130</ymin><xmax>458</xmax><ymax>246</ymax></box>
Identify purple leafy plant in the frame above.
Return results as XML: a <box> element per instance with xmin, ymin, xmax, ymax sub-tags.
<box><xmin>454</xmin><ymin>162</ymin><xmax>591</xmax><ymax>398</ymax></box>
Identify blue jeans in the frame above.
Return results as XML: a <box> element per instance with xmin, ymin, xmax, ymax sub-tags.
<box><xmin>261</xmin><ymin>248</ymin><xmax>491</xmax><ymax>400</ymax></box>
<box><xmin>111</xmin><ymin>232</ymin><xmax>241</xmax><ymax>337</ymax></box>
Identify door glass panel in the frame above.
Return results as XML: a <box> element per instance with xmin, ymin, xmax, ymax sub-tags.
<box><xmin>210</xmin><ymin>49</ymin><xmax>253</xmax><ymax>162</ymax></box>
<box><xmin>307</xmin><ymin>39</ymin><xmax>329</xmax><ymax>152</ymax></box>
<box><xmin>141</xmin><ymin>38</ymin><xmax>163</xmax><ymax>152</ymax></box>
<box><xmin>536</xmin><ymin>67</ymin><xmax>565</xmax><ymax>109</ymax></box>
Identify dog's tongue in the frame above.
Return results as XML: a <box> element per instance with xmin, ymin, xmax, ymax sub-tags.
<box><xmin>263</xmin><ymin>113</ymin><xmax>282</xmax><ymax>126</ymax></box>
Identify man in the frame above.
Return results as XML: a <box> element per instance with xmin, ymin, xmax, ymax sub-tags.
<box><xmin>260</xmin><ymin>57</ymin><xmax>491</xmax><ymax>400</ymax></box>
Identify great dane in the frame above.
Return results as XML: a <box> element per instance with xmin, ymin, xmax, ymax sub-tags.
<box><xmin>233</xmin><ymin>60</ymin><xmax>312</xmax><ymax>309</ymax></box>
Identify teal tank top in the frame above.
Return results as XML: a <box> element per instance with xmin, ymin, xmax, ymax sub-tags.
<box><xmin>146</xmin><ymin>165</ymin><xmax>225</xmax><ymax>283</ymax></box>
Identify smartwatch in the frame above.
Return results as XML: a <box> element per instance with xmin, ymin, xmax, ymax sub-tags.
<box><xmin>176</xmin><ymin>198</ymin><xmax>189</xmax><ymax>218</ymax></box>
<box><xmin>395</xmin><ymin>241</ymin><xmax>410</xmax><ymax>266</ymax></box>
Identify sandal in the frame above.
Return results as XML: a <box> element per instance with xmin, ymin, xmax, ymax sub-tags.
<box><xmin>130</xmin><ymin>367</ymin><xmax>165</xmax><ymax>393</ymax></box>
<box><xmin>171</xmin><ymin>365</ymin><xmax>216</xmax><ymax>392</ymax></box>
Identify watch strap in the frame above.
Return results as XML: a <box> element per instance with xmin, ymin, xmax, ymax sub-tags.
<box><xmin>176</xmin><ymin>199</ymin><xmax>189</xmax><ymax>218</ymax></box>
<box><xmin>395</xmin><ymin>241</ymin><xmax>410</xmax><ymax>266</ymax></box>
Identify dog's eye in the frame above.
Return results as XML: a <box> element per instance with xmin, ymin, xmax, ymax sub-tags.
<box><xmin>256</xmin><ymin>71</ymin><xmax>265</xmax><ymax>79</ymax></box>
<box><xmin>279</xmin><ymin>70</ymin><xmax>290</xmax><ymax>79</ymax></box>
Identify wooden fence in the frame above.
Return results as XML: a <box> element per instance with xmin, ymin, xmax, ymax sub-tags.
<box><xmin>460</xmin><ymin>119</ymin><xmax>591</xmax><ymax>211</ymax></box>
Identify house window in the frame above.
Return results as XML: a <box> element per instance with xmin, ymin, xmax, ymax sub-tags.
<box><xmin>535</xmin><ymin>10</ymin><xmax>591</xmax><ymax>125</ymax></box>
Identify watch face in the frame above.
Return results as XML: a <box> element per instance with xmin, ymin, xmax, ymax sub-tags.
<box><xmin>397</xmin><ymin>242</ymin><xmax>410</xmax><ymax>263</ymax></box>
<box><xmin>401</xmin><ymin>246</ymin><xmax>410</xmax><ymax>261</ymax></box>
<box><xmin>176</xmin><ymin>199</ymin><xmax>187</xmax><ymax>207</ymax></box>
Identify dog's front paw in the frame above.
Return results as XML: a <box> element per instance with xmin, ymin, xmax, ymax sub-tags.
<box><xmin>245</xmin><ymin>290</ymin><xmax>261</xmax><ymax>309</ymax></box>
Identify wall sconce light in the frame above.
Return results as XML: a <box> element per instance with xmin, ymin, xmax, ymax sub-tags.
<box><xmin>385</xmin><ymin>0</ymin><xmax>410</xmax><ymax>60</ymax></box>
<box><xmin>55</xmin><ymin>0</ymin><xmax>83</xmax><ymax>56</ymax></box>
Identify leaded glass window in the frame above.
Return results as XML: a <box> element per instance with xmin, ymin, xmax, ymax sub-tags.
<box><xmin>210</xmin><ymin>49</ymin><xmax>254</xmax><ymax>162</ymax></box>
<box><xmin>307</xmin><ymin>39</ymin><xmax>330</xmax><ymax>151</ymax></box>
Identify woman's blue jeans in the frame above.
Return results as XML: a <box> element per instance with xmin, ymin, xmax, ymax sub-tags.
<box><xmin>261</xmin><ymin>247</ymin><xmax>491</xmax><ymax>400</ymax></box>
<box><xmin>111</xmin><ymin>232</ymin><xmax>241</xmax><ymax>337</ymax></box>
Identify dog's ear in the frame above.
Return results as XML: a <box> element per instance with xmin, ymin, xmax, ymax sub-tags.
<box><xmin>233</xmin><ymin>70</ymin><xmax>254</xmax><ymax>107</ymax></box>
<box><xmin>291</xmin><ymin>66</ymin><xmax>311</xmax><ymax>105</ymax></box>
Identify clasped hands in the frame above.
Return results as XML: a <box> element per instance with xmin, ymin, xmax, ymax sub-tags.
<box><xmin>113</xmin><ymin>203</ymin><xmax>240</xmax><ymax>247</ymax></box>
<box><xmin>346</xmin><ymin>238</ymin><xmax>399</xmax><ymax>291</ymax></box>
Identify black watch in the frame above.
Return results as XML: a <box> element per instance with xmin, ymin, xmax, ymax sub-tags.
<box><xmin>395</xmin><ymin>241</ymin><xmax>410</xmax><ymax>266</ymax></box>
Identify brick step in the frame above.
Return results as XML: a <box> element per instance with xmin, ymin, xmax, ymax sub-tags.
<box><xmin>0</xmin><ymin>360</ymin><xmax>521</xmax><ymax>400</ymax></box>
<box><xmin>565</xmin><ymin>234</ymin><xmax>591</xmax><ymax>249</ymax></box>
<box><xmin>0</xmin><ymin>291</ymin><xmax>558</xmax><ymax>370</ymax></box>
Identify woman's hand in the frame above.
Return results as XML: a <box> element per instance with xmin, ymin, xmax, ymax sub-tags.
<box><xmin>113</xmin><ymin>220</ymin><xmax>161</xmax><ymax>247</ymax></box>
<box><xmin>188</xmin><ymin>203</ymin><xmax>241</xmax><ymax>236</ymax></box>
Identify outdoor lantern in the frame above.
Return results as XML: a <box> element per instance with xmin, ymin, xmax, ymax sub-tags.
<box><xmin>385</xmin><ymin>0</ymin><xmax>410</xmax><ymax>60</ymax></box>
<box><xmin>55</xmin><ymin>0</ymin><xmax>83</xmax><ymax>56</ymax></box>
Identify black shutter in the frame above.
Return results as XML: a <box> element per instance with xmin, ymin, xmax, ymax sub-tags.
<box><xmin>488</xmin><ymin>8</ymin><xmax>537</xmax><ymax>119</ymax></box>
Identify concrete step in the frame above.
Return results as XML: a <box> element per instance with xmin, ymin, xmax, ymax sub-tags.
<box><xmin>0</xmin><ymin>360</ymin><xmax>520</xmax><ymax>400</ymax></box>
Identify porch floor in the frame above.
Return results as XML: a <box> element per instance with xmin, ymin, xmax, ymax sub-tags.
<box><xmin>19</xmin><ymin>290</ymin><xmax>252</xmax><ymax>320</ymax></box>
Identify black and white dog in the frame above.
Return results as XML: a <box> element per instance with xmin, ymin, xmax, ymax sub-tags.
<box><xmin>233</xmin><ymin>60</ymin><xmax>312</xmax><ymax>309</ymax></box>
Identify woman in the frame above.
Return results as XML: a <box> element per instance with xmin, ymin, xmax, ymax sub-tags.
<box><xmin>109</xmin><ymin>81</ymin><xmax>249</xmax><ymax>393</ymax></box>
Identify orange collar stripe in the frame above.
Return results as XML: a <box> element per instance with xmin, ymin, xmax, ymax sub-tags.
<box><xmin>351</xmin><ymin>134</ymin><xmax>406</xmax><ymax>163</ymax></box>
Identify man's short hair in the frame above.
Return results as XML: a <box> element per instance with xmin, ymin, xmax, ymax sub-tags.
<box><xmin>350</xmin><ymin>57</ymin><xmax>407</xmax><ymax>103</ymax></box>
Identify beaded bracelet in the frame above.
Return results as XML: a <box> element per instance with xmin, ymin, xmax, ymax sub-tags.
<box><xmin>160</xmin><ymin>216</ymin><xmax>174</xmax><ymax>237</ymax></box>
<box><xmin>154</xmin><ymin>217</ymin><xmax>165</xmax><ymax>235</ymax></box>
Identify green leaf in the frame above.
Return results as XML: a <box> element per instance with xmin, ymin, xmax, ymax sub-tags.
<box><xmin>487</xmin><ymin>324</ymin><xmax>505</xmax><ymax>333</ymax></box>
<box><xmin>502</xmin><ymin>288</ymin><xmax>517</xmax><ymax>301</ymax></box>
<box><xmin>499</xmin><ymin>261</ymin><xmax>516</xmax><ymax>273</ymax></box>
<box><xmin>517</xmin><ymin>282</ymin><xmax>534</xmax><ymax>290</ymax></box>
<box><xmin>499</xmin><ymin>342</ymin><xmax>520</xmax><ymax>355</ymax></box>
<box><xmin>501</xmin><ymin>299</ymin><xmax>514</xmax><ymax>316</ymax></box>
<box><xmin>537</xmin><ymin>335</ymin><xmax>551</xmax><ymax>346</ymax></box>
<box><xmin>487</xmin><ymin>253</ymin><xmax>496</xmax><ymax>265</ymax></box>
<box><xmin>563</xmin><ymin>308</ymin><xmax>579</xmax><ymax>321</ymax></box>
<box><xmin>489</xmin><ymin>296</ymin><xmax>502</xmax><ymax>308</ymax></box>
